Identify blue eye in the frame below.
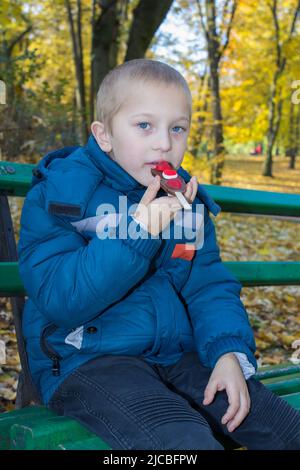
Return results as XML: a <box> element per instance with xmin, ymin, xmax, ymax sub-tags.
<box><xmin>172</xmin><ymin>126</ymin><xmax>186</xmax><ymax>133</ymax></box>
<box><xmin>138</xmin><ymin>122</ymin><xmax>150</xmax><ymax>130</ymax></box>
<box><xmin>137</xmin><ymin>123</ymin><xmax>186</xmax><ymax>133</ymax></box>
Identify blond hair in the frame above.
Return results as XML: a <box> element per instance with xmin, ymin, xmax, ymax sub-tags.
<box><xmin>96</xmin><ymin>59</ymin><xmax>192</xmax><ymax>135</ymax></box>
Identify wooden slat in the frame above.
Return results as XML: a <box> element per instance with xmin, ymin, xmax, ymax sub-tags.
<box><xmin>280</xmin><ymin>392</ymin><xmax>300</xmax><ymax>411</ymax></box>
<box><xmin>0</xmin><ymin>406</ymin><xmax>53</xmax><ymax>450</ymax></box>
<box><xmin>1</xmin><ymin>260</ymin><xmax>300</xmax><ymax>297</ymax></box>
<box><xmin>262</xmin><ymin>374</ymin><xmax>300</xmax><ymax>396</ymax></box>
<box><xmin>10</xmin><ymin>415</ymin><xmax>111</xmax><ymax>450</ymax></box>
<box><xmin>1</xmin><ymin>160</ymin><xmax>300</xmax><ymax>217</ymax></box>
<box><xmin>255</xmin><ymin>363</ymin><xmax>300</xmax><ymax>380</ymax></box>
<box><xmin>225</xmin><ymin>261</ymin><xmax>300</xmax><ymax>286</ymax></box>
<box><xmin>0</xmin><ymin>162</ymin><xmax>34</xmax><ymax>197</ymax></box>
<box><xmin>0</xmin><ymin>262</ymin><xmax>25</xmax><ymax>295</ymax></box>
<box><xmin>203</xmin><ymin>184</ymin><xmax>300</xmax><ymax>217</ymax></box>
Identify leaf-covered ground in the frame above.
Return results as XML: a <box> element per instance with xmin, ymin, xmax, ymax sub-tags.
<box><xmin>216</xmin><ymin>212</ymin><xmax>300</xmax><ymax>365</ymax></box>
<box><xmin>0</xmin><ymin>155</ymin><xmax>299</xmax><ymax>411</ymax></box>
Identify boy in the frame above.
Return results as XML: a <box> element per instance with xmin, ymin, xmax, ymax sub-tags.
<box><xmin>18</xmin><ymin>59</ymin><xmax>300</xmax><ymax>449</ymax></box>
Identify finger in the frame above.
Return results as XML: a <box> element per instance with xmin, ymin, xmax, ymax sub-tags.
<box><xmin>170</xmin><ymin>203</ymin><xmax>184</xmax><ymax>213</ymax></box>
<box><xmin>203</xmin><ymin>381</ymin><xmax>218</xmax><ymax>405</ymax></box>
<box><xmin>191</xmin><ymin>176</ymin><xmax>198</xmax><ymax>201</ymax></box>
<box><xmin>226</xmin><ymin>394</ymin><xmax>250</xmax><ymax>432</ymax></box>
<box><xmin>139</xmin><ymin>175</ymin><xmax>160</xmax><ymax>206</ymax></box>
<box><xmin>221</xmin><ymin>389</ymin><xmax>240</xmax><ymax>425</ymax></box>
<box><xmin>187</xmin><ymin>176</ymin><xmax>197</xmax><ymax>200</ymax></box>
<box><xmin>183</xmin><ymin>181</ymin><xmax>191</xmax><ymax>199</ymax></box>
<box><xmin>169</xmin><ymin>196</ymin><xmax>184</xmax><ymax>213</ymax></box>
<box><xmin>185</xmin><ymin>177</ymin><xmax>197</xmax><ymax>203</ymax></box>
<box><xmin>184</xmin><ymin>181</ymin><xmax>192</xmax><ymax>202</ymax></box>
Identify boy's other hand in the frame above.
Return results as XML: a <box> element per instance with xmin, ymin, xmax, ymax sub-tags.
<box><xmin>133</xmin><ymin>175</ymin><xmax>198</xmax><ymax>236</ymax></box>
<box><xmin>202</xmin><ymin>352</ymin><xmax>251</xmax><ymax>433</ymax></box>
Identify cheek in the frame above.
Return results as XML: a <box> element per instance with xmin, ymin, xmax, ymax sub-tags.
<box><xmin>117</xmin><ymin>144</ymin><xmax>143</xmax><ymax>169</ymax></box>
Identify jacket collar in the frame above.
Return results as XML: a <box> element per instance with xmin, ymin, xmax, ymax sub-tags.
<box><xmin>86</xmin><ymin>136</ymin><xmax>145</xmax><ymax>193</ymax></box>
<box><xmin>32</xmin><ymin>135</ymin><xmax>220</xmax><ymax>220</ymax></box>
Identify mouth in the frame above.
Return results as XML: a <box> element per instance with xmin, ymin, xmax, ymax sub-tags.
<box><xmin>145</xmin><ymin>160</ymin><xmax>169</xmax><ymax>167</ymax></box>
<box><xmin>146</xmin><ymin>163</ymin><xmax>160</xmax><ymax>168</ymax></box>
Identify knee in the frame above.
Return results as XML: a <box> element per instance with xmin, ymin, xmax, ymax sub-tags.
<box><xmin>162</xmin><ymin>423</ymin><xmax>224</xmax><ymax>450</ymax></box>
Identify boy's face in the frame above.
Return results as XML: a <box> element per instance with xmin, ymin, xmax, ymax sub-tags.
<box><xmin>92</xmin><ymin>82</ymin><xmax>191</xmax><ymax>187</ymax></box>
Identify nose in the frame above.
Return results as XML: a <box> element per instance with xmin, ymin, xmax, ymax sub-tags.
<box><xmin>152</xmin><ymin>129</ymin><xmax>172</xmax><ymax>153</ymax></box>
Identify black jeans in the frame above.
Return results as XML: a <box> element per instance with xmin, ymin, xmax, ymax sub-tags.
<box><xmin>48</xmin><ymin>352</ymin><xmax>300</xmax><ymax>450</ymax></box>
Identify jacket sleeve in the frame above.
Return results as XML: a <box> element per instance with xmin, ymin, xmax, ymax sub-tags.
<box><xmin>181</xmin><ymin>207</ymin><xmax>257</xmax><ymax>370</ymax></box>
<box><xmin>18</xmin><ymin>189</ymin><xmax>161</xmax><ymax>329</ymax></box>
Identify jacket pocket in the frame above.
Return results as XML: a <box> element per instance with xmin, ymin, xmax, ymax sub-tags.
<box><xmin>40</xmin><ymin>324</ymin><xmax>62</xmax><ymax>376</ymax></box>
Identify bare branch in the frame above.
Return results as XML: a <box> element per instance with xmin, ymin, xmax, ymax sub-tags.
<box><xmin>97</xmin><ymin>0</ymin><xmax>117</xmax><ymax>11</ymax></box>
<box><xmin>270</xmin><ymin>0</ymin><xmax>300</xmax><ymax>73</ymax></box>
<box><xmin>287</xmin><ymin>0</ymin><xmax>300</xmax><ymax>43</ymax></box>
<box><xmin>7</xmin><ymin>25</ymin><xmax>32</xmax><ymax>57</ymax></box>
<box><xmin>77</xmin><ymin>0</ymin><xmax>84</xmax><ymax>66</ymax></box>
<box><xmin>221</xmin><ymin>0</ymin><xmax>231</xmax><ymax>26</ymax></box>
<box><xmin>65</xmin><ymin>0</ymin><xmax>79</xmax><ymax>61</ymax></box>
<box><xmin>220</xmin><ymin>0</ymin><xmax>237</xmax><ymax>57</ymax></box>
<box><xmin>195</xmin><ymin>0</ymin><xmax>209</xmax><ymax>41</ymax></box>
<box><xmin>269</xmin><ymin>0</ymin><xmax>282</xmax><ymax>69</ymax></box>
<box><xmin>279</xmin><ymin>0</ymin><xmax>300</xmax><ymax>72</ymax></box>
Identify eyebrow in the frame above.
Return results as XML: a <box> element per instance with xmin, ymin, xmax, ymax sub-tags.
<box><xmin>130</xmin><ymin>113</ymin><xmax>189</xmax><ymax>122</ymax></box>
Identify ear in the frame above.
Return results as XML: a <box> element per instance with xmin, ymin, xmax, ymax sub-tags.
<box><xmin>91</xmin><ymin>121</ymin><xmax>112</xmax><ymax>152</ymax></box>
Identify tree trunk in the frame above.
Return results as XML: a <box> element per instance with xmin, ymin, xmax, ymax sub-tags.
<box><xmin>90</xmin><ymin>0</ymin><xmax>174</xmax><ymax>121</ymax></box>
<box><xmin>90</xmin><ymin>0</ymin><xmax>122</xmax><ymax>121</ymax></box>
<box><xmin>0</xmin><ymin>25</ymin><xmax>32</xmax><ymax>114</ymax></box>
<box><xmin>209</xmin><ymin>63</ymin><xmax>225</xmax><ymax>184</ymax></box>
<box><xmin>263</xmin><ymin>0</ymin><xmax>300</xmax><ymax>176</ymax></box>
<box><xmin>205</xmin><ymin>0</ymin><xmax>225</xmax><ymax>185</ymax></box>
<box><xmin>263</xmin><ymin>77</ymin><xmax>277</xmax><ymax>176</ymax></box>
<box><xmin>289</xmin><ymin>102</ymin><xmax>300</xmax><ymax>169</ymax></box>
<box><xmin>65</xmin><ymin>0</ymin><xmax>88</xmax><ymax>143</ymax></box>
<box><xmin>289</xmin><ymin>153</ymin><xmax>296</xmax><ymax>170</ymax></box>
<box><xmin>125</xmin><ymin>0</ymin><xmax>173</xmax><ymax>60</ymax></box>
<box><xmin>189</xmin><ymin>70</ymin><xmax>209</xmax><ymax>159</ymax></box>
<box><xmin>195</xmin><ymin>0</ymin><xmax>237</xmax><ymax>184</ymax></box>
<box><xmin>1</xmin><ymin>41</ymin><xmax>15</xmax><ymax>109</ymax></box>
<box><xmin>287</xmin><ymin>98</ymin><xmax>296</xmax><ymax>169</ymax></box>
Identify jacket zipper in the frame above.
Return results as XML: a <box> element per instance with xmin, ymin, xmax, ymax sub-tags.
<box><xmin>40</xmin><ymin>324</ymin><xmax>62</xmax><ymax>376</ymax></box>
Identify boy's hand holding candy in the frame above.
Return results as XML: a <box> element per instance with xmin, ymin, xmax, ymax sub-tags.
<box><xmin>133</xmin><ymin>171</ymin><xmax>198</xmax><ymax>236</ymax></box>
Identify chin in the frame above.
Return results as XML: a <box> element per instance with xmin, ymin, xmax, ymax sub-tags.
<box><xmin>137</xmin><ymin>174</ymin><xmax>153</xmax><ymax>187</ymax></box>
<box><xmin>134</xmin><ymin>170</ymin><xmax>153</xmax><ymax>187</ymax></box>
<box><xmin>140</xmin><ymin>177</ymin><xmax>152</xmax><ymax>187</ymax></box>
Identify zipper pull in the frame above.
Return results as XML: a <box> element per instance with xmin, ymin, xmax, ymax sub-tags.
<box><xmin>52</xmin><ymin>357</ymin><xmax>61</xmax><ymax>376</ymax></box>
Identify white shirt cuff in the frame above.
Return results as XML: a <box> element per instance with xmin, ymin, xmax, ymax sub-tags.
<box><xmin>234</xmin><ymin>352</ymin><xmax>256</xmax><ymax>380</ymax></box>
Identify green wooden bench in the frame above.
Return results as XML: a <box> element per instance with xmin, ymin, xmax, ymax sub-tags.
<box><xmin>0</xmin><ymin>160</ymin><xmax>300</xmax><ymax>450</ymax></box>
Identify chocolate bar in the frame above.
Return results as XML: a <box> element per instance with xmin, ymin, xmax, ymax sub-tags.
<box><xmin>151</xmin><ymin>162</ymin><xmax>191</xmax><ymax>210</ymax></box>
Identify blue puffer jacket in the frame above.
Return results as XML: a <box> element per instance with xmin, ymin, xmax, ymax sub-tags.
<box><xmin>18</xmin><ymin>136</ymin><xmax>257</xmax><ymax>404</ymax></box>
